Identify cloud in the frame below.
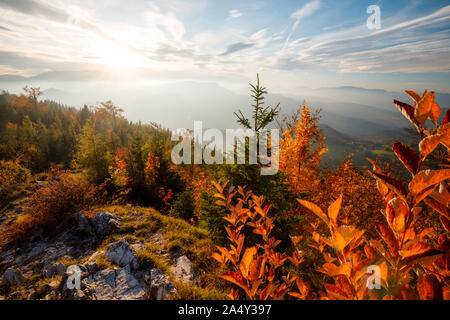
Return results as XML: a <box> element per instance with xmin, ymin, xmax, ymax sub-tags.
<box><xmin>219</xmin><ymin>42</ymin><xmax>255</xmax><ymax>56</ymax></box>
<box><xmin>284</xmin><ymin>0</ymin><xmax>321</xmax><ymax>49</ymax></box>
<box><xmin>144</xmin><ymin>3</ymin><xmax>186</xmax><ymax>41</ymax></box>
<box><xmin>228</xmin><ymin>9</ymin><xmax>242</xmax><ymax>19</ymax></box>
<box><xmin>250</xmin><ymin>28</ymin><xmax>268</xmax><ymax>41</ymax></box>
<box><xmin>295</xmin><ymin>5</ymin><xmax>450</xmax><ymax>73</ymax></box>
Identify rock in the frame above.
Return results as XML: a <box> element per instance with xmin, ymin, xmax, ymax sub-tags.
<box><xmin>90</xmin><ymin>269</ymin><xmax>116</xmax><ymax>299</ymax></box>
<box><xmin>1</xmin><ymin>268</ymin><xmax>24</xmax><ymax>285</ymax></box>
<box><xmin>56</xmin><ymin>262</ymin><xmax>65</xmax><ymax>276</ymax></box>
<box><xmin>0</xmin><ymin>249</ymin><xmax>16</xmax><ymax>270</ymax></box>
<box><xmin>148</xmin><ymin>268</ymin><xmax>176</xmax><ymax>300</ymax></box>
<box><xmin>170</xmin><ymin>255</ymin><xmax>195</xmax><ymax>283</ymax></box>
<box><xmin>105</xmin><ymin>239</ymin><xmax>139</xmax><ymax>270</ymax></box>
<box><xmin>91</xmin><ymin>212</ymin><xmax>121</xmax><ymax>236</ymax></box>
<box><xmin>73</xmin><ymin>289</ymin><xmax>88</xmax><ymax>300</ymax></box>
<box><xmin>88</xmin><ymin>268</ymin><xmax>145</xmax><ymax>300</ymax></box>
<box><xmin>28</xmin><ymin>242</ymin><xmax>47</xmax><ymax>257</ymax></box>
<box><xmin>83</xmin><ymin>251</ymin><xmax>104</xmax><ymax>273</ymax></box>
<box><xmin>41</xmin><ymin>261</ymin><xmax>66</xmax><ymax>278</ymax></box>
<box><xmin>76</xmin><ymin>211</ymin><xmax>121</xmax><ymax>237</ymax></box>
<box><xmin>114</xmin><ymin>267</ymin><xmax>146</xmax><ymax>300</ymax></box>
<box><xmin>75</xmin><ymin>212</ymin><xmax>93</xmax><ymax>235</ymax></box>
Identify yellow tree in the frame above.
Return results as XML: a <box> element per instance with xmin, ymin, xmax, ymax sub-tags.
<box><xmin>279</xmin><ymin>104</ymin><xmax>327</xmax><ymax>196</ymax></box>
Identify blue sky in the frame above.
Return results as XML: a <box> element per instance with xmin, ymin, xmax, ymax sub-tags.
<box><xmin>0</xmin><ymin>0</ymin><xmax>449</xmax><ymax>93</ymax></box>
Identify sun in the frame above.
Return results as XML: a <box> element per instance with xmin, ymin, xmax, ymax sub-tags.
<box><xmin>91</xmin><ymin>40</ymin><xmax>145</xmax><ymax>72</ymax></box>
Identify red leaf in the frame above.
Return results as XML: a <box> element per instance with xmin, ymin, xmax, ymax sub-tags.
<box><xmin>393</xmin><ymin>99</ymin><xmax>420</xmax><ymax>130</ymax></box>
<box><xmin>442</xmin><ymin>109</ymin><xmax>450</xmax><ymax>126</ymax></box>
<box><xmin>371</xmin><ymin>172</ymin><xmax>407</xmax><ymax>199</ymax></box>
<box><xmin>392</xmin><ymin>141</ymin><xmax>420</xmax><ymax>175</ymax></box>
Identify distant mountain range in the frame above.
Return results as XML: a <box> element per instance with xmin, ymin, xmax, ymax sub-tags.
<box><xmin>1</xmin><ymin>72</ymin><xmax>448</xmax><ymax>168</ymax></box>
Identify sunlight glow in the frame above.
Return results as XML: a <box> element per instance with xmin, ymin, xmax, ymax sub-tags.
<box><xmin>91</xmin><ymin>40</ymin><xmax>146</xmax><ymax>72</ymax></box>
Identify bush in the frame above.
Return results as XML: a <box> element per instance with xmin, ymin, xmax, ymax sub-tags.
<box><xmin>170</xmin><ymin>190</ymin><xmax>195</xmax><ymax>221</ymax></box>
<box><xmin>2</xmin><ymin>170</ymin><xmax>105</xmax><ymax>242</ymax></box>
<box><xmin>0</xmin><ymin>160</ymin><xmax>30</xmax><ymax>188</ymax></box>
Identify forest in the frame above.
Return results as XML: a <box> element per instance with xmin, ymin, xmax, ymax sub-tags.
<box><xmin>0</xmin><ymin>77</ymin><xmax>449</xmax><ymax>300</ymax></box>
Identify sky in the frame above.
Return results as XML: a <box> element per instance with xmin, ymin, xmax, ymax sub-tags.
<box><xmin>0</xmin><ymin>0</ymin><xmax>449</xmax><ymax>95</ymax></box>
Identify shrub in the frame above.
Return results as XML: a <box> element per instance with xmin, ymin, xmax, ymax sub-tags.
<box><xmin>170</xmin><ymin>190</ymin><xmax>195</xmax><ymax>221</ymax></box>
<box><xmin>212</xmin><ymin>180</ymin><xmax>308</xmax><ymax>300</ymax></box>
<box><xmin>0</xmin><ymin>160</ymin><xmax>30</xmax><ymax>188</ymax></box>
<box><xmin>297</xmin><ymin>90</ymin><xmax>449</xmax><ymax>300</ymax></box>
<box><xmin>2</xmin><ymin>170</ymin><xmax>105</xmax><ymax>242</ymax></box>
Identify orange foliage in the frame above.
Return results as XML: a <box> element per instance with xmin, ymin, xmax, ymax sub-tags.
<box><xmin>298</xmin><ymin>90</ymin><xmax>449</xmax><ymax>300</ymax></box>
<box><xmin>145</xmin><ymin>151</ymin><xmax>160</xmax><ymax>185</ymax></box>
<box><xmin>279</xmin><ymin>104</ymin><xmax>327</xmax><ymax>195</ymax></box>
<box><xmin>212</xmin><ymin>180</ymin><xmax>310</xmax><ymax>300</ymax></box>
<box><xmin>2</xmin><ymin>170</ymin><xmax>105</xmax><ymax>243</ymax></box>
<box><xmin>158</xmin><ymin>187</ymin><xmax>173</xmax><ymax>215</ymax></box>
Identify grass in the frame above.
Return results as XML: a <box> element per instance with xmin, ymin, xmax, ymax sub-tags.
<box><xmin>136</xmin><ymin>248</ymin><xmax>170</xmax><ymax>273</ymax></box>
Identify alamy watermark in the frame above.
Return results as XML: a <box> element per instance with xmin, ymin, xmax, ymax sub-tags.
<box><xmin>367</xmin><ymin>5</ymin><xmax>381</xmax><ymax>30</ymax></box>
<box><xmin>171</xmin><ymin>121</ymin><xmax>279</xmax><ymax>175</ymax></box>
<box><xmin>366</xmin><ymin>265</ymin><xmax>381</xmax><ymax>290</ymax></box>
<box><xmin>66</xmin><ymin>265</ymin><xmax>81</xmax><ymax>290</ymax></box>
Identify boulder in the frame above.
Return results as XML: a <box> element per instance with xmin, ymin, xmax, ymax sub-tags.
<box><xmin>1</xmin><ymin>268</ymin><xmax>24</xmax><ymax>286</ymax></box>
<box><xmin>170</xmin><ymin>255</ymin><xmax>195</xmax><ymax>283</ymax></box>
<box><xmin>148</xmin><ymin>268</ymin><xmax>176</xmax><ymax>300</ymax></box>
<box><xmin>42</xmin><ymin>262</ymin><xmax>66</xmax><ymax>277</ymax></box>
<box><xmin>75</xmin><ymin>212</ymin><xmax>93</xmax><ymax>234</ymax></box>
<box><xmin>91</xmin><ymin>212</ymin><xmax>121</xmax><ymax>236</ymax></box>
<box><xmin>105</xmin><ymin>239</ymin><xmax>139</xmax><ymax>270</ymax></box>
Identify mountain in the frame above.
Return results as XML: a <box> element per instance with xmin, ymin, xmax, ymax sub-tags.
<box><xmin>2</xmin><ymin>76</ymin><xmax>444</xmax><ymax>167</ymax></box>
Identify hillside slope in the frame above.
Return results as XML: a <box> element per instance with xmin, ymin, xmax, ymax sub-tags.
<box><xmin>0</xmin><ymin>200</ymin><xmax>226</xmax><ymax>300</ymax></box>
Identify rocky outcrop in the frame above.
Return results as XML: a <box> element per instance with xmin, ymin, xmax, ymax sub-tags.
<box><xmin>105</xmin><ymin>239</ymin><xmax>139</xmax><ymax>270</ymax></box>
<box><xmin>75</xmin><ymin>211</ymin><xmax>121</xmax><ymax>237</ymax></box>
<box><xmin>0</xmin><ymin>207</ymin><xmax>199</xmax><ymax>300</ymax></box>
<box><xmin>87</xmin><ymin>267</ymin><xmax>147</xmax><ymax>300</ymax></box>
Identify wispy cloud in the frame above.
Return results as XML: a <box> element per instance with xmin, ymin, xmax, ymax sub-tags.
<box><xmin>228</xmin><ymin>9</ymin><xmax>242</xmax><ymax>19</ymax></box>
<box><xmin>283</xmin><ymin>0</ymin><xmax>321</xmax><ymax>49</ymax></box>
<box><xmin>219</xmin><ymin>42</ymin><xmax>255</xmax><ymax>56</ymax></box>
<box><xmin>295</xmin><ymin>5</ymin><xmax>450</xmax><ymax>73</ymax></box>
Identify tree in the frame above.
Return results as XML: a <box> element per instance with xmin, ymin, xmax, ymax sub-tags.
<box><xmin>74</xmin><ymin>119</ymin><xmax>110</xmax><ymax>184</ymax></box>
<box><xmin>234</xmin><ymin>74</ymin><xmax>279</xmax><ymax>133</ymax></box>
<box><xmin>279</xmin><ymin>104</ymin><xmax>327</xmax><ymax>196</ymax></box>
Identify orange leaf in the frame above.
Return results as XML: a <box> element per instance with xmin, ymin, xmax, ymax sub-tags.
<box><xmin>297</xmin><ymin>199</ymin><xmax>329</xmax><ymax>225</ymax></box>
<box><xmin>419</xmin><ymin>135</ymin><xmax>442</xmax><ymax>160</ymax></box>
<box><xmin>328</xmin><ymin>195</ymin><xmax>343</xmax><ymax>226</ymax></box>
<box><xmin>409</xmin><ymin>169</ymin><xmax>450</xmax><ymax>196</ymax></box>
<box><xmin>239</xmin><ymin>247</ymin><xmax>257</xmax><ymax>279</ymax></box>
<box><xmin>415</xmin><ymin>91</ymin><xmax>435</xmax><ymax>125</ymax></box>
